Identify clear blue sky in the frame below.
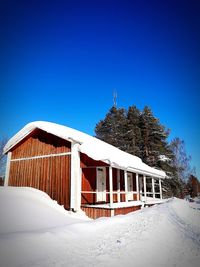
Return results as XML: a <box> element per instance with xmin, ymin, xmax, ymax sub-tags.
<box><xmin>0</xmin><ymin>0</ymin><xmax>199</xmax><ymax>177</ymax></box>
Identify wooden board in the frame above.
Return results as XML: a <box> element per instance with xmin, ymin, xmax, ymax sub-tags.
<box><xmin>81</xmin><ymin>205</ymin><xmax>142</xmax><ymax>219</ymax></box>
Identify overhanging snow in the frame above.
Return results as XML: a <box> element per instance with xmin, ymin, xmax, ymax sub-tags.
<box><xmin>4</xmin><ymin>121</ymin><xmax>166</xmax><ymax>178</ymax></box>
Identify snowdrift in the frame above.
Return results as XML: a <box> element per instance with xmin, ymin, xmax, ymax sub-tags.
<box><xmin>0</xmin><ymin>187</ymin><xmax>200</xmax><ymax>267</ymax></box>
<box><xmin>0</xmin><ymin>187</ymin><xmax>89</xmax><ymax>234</ymax></box>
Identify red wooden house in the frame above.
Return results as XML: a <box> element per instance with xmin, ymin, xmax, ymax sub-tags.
<box><xmin>4</xmin><ymin>121</ymin><xmax>166</xmax><ymax>219</ymax></box>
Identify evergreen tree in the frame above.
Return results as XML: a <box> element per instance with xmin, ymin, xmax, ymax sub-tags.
<box><xmin>126</xmin><ymin>105</ymin><xmax>142</xmax><ymax>157</ymax></box>
<box><xmin>139</xmin><ymin>106</ymin><xmax>170</xmax><ymax>167</ymax></box>
<box><xmin>94</xmin><ymin>104</ymin><xmax>195</xmax><ymax>198</ymax></box>
<box><xmin>95</xmin><ymin>106</ymin><xmax>128</xmax><ymax>151</ymax></box>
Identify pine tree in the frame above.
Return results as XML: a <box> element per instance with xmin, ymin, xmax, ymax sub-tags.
<box><xmin>95</xmin><ymin>106</ymin><xmax>128</xmax><ymax>151</ymax></box>
<box><xmin>139</xmin><ymin>106</ymin><xmax>170</xmax><ymax>167</ymax></box>
<box><xmin>94</xmin><ymin>104</ymin><xmax>195</xmax><ymax>198</ymax></box>
<box><xmin>126</xmin><ymin>105</ymin><xmax>142</xmax><ymax>157</ymax></box>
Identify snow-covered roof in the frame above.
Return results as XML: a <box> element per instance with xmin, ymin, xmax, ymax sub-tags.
<box><xmin>4</xmin><ymin>121</ymin><xmax>166</xmax><ymax>178</ymax></box>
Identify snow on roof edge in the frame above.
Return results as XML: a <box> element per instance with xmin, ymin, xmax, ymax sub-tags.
<box><xmin>4</xmin><ymin>121</ymin><xmax>166</xmax><ymax>178</ymax></box>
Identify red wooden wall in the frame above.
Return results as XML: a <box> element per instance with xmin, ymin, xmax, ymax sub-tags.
<box><xmin>8</xmin><ymin>129</ymin><xmax>72</xmax><ymax>209</ymax></box>
<box><xmin>82</xmin><ymin>205</ymin><xmax>142</xmax><ymax>219</ymax></box>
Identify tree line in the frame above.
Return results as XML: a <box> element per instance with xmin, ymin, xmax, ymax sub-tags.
<box><xmin>95</xmin><ymin>105</ymin><xmax>198</xmax><ymax>198</ymax></box>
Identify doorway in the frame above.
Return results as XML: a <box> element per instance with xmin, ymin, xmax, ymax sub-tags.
<box><xmin>96</xmin><ymin>167</ymin><xmax>106</xmax><ymax>202</ymax></box>
<box><xmin>127</xmin><ymin>172</ymin><xmax>133</xmax><ymax>201</ymax></box>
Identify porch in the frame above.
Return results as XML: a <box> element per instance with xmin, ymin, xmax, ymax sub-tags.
<box><xmin>81</xmin><ymin>165</ymin><xmax>164</xmax><ymax>219</ymax></box>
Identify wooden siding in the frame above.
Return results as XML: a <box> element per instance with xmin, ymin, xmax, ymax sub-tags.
<box><xmin>8</xmin><ymin>129</ymin><xmax>72</xmax><ymax>209</ymax></box>
<box><xmin>114</xmin><ymin>205</ymin><xmax>141</xmax><ymax>216</ymax></box>
<box><xmin>9</xmin><ymin>155</ymin><xmax>71</xmax><ymax>209</ymax></box>
<box><xmin>11</xmin><ymin>129</ymin><xmax>71</xmax><ymax>159</ymax></box>
<box><xmin>80</xmin><ymin>153</ymin><xmax>109</xmax><ymax>168</ymax></box>
<box><xmin>82</xmin><ymin>168</ymin><xmax>96</xmax><ymax>192</ymax></box>
<box><xmin>132</xmin><ymin>173</ymin><xmax>137</xmax><ymax>191</ymax></box>
<box><xmin>81</xmin><ymin>167</ymin><xmax>96</xmax><ymax>204</ymax></box>
<box><xmin>82</xmin><ymin>205</ymin><xmax>142</xmax><ymax>219</ymax></box>
<box><xmin>81</xmin><ymin>206</ymin><xmax>112</xmax><ymax>219</ymax></box>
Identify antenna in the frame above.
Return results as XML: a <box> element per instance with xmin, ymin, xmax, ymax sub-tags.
<box><xmin>113</xmin><ymin>90</ymin><xmax>117</xmax><ymax>108</ymax></box>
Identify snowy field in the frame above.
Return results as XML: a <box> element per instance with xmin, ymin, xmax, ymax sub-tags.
<box><xmin>0</xmin><ymin>187</ymin><xmax>200</xmax><ymax>267</ymax></box>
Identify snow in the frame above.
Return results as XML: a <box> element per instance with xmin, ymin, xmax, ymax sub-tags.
<box><xmin>1</xmin><ymin>187</ymin><xmax>200</xmax><ymax>267</ymax></box>
<box><xmin>159</xmin><ymin>155</ymin><xmax>170</xmax><ymax>162</ymax></box>
<box><xmin>3</xmin><ymin>121</ymin><xmax>166</xmax><ymax>178</ymax></box>
<box><xmin>0</xmin><ymin>187</ymin><xmax>89</xmax><ymax>235</ymax></box>
<box><xmin>141</xmin><ymin>196</ymin><xmax>168</xmax><ymax>205</ymax></box>
<box><xmin>83</xmin><ymin>200</ymin><xmax>143</xmax><ymax>208</ymax></box>
<box><xmin>83</xmin><ymin>198</ymin><xmax>168</xmax><ymax>208</ymax></box>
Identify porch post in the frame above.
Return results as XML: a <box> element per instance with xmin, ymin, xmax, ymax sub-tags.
<box><xmin>136</xmin><ymin>173</ymin><xmax>139</xmax><ymax>200</ymax></box>
<box><xmin>4</xmin><ymin>152</ymin><xmax>12</xmax><ymax>186</ymax></box>
<box><xmin>124</xmin><ymin>170</ymin><xmax>128</xmax><ymax>202</ymax></box>
<box><xmin>159</xmin><ymin>178</ymin><xmax>162</xmax><ymax>199</ymax></box>
<box><xmin>70</xmin><ymin>142</ymin><xmax>81</xmax><ymax>211</ymax></box>
<box><xmin>152</xmin><ymin>177</ymin><xmax>155</xmax><ymax>199</ymax></box>
<box><xmin>139</xmin><ymin>176</ymin><xmax>143</xmax><ymax>199</ymax></box>
<box><xmin>143</xmin><ymin>175</ymin><xmax>147</xmax><ymax>202</ymax></box>
<box><xmin>117</xmin><ymin>169</ymin><xmax>120</xmax><ymax>203</ymax></box>
<box><xmin>109</xmin><ymin>166</ymin><xmax>113</xmax><ymax>207</ymax></box>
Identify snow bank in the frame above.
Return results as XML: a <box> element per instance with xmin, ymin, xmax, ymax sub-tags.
<box><xmin>0</xmin><ymin>187</ymin><xmax>199</xmax><ymax>267</ymax></box>
<box><xmin>171</xmin><ymin>198</ymin><xmax>200</xmax><ymax>230</ymax></box>
<box><xmin>3</xmin><ymin>121</ymin><xmax>166</xmax><ymax>178</ymax></box>
<box><xmin>0</xmin><ymin>187</ymin><xmax>89</xmax><ymax>234</ymax></box>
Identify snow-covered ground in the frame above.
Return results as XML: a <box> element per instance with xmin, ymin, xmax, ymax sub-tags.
<box><xmin>0</xmin><ymin>187</ymin><xmax>200</xmax><ymax>267</ymax></box>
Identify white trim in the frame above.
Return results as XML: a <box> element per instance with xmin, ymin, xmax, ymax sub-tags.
<box><xmin>3</xmin><ymin>128</ymin><xmax>35</xmax><ymax>154</ymax></box>
<box><xmin>81</xmin><ymin>191</ymin><xmax>97</xmax><ymax>194</ymax></box>
<box><xmin>124</xmin><ymin>170</ymin><xmax>128</xmax><ymax>202</ymax></box>
<box><xmin>152</xmin><ymin>177</ymin><xmax>155</xmax><ymax>199</ymax></box>
<box><xmin>82</xmin><ymin>165</ymin><xmax>165</xmax><ymax>179</ymax></box>
<box><xmin>82</xmin><ymin>201</ymin><xmax>143</xmax><ymax>209</ymax></box>
<box><xmin>10</xmin><ymin>152</ymin><xmax>71</xmax><ymax>161</ymax></box>
<box><xmin>109</xmin><ymin>166</ymin><xmax>113</xmax><ymax>207</ymax></box>
<box><xmin>139</xmin><ymin>176</ymin><xmax>143</xmax><ymax>199</ymax></box>
<box><xmin>77</xmin><ymin>157</ymin><xmax>82</xmax><ymax>211</ymax></box>
<box><xmin>159</xmin><ymin>178</ymin><xmax>162</xmax><ymax>199</ymax></box>
<box><xmin>136</xmin><ymin>173</ymin><xmax>139</xmax><ymax>200</ymax></box>
<box><xmin>143</xmin><ymin>175</ymin><xmax>147</xmax><ymax>202</ymax></box>
<box><xmin>111</xmin><ymin>209</ymin><xmax>114</xmax><ymax>216</ymax></box>
<box><xmin>70</xmin><ymin>142</ymin><xmax>81</xmax><ymax>211</ymax></box>
<box><xmin>117</xmin><ymin>169</ymin><xmax>120</xmax><ymax>203</ymax></box>
<box><xmin>125</xmin><ymin>166</ymin><xmax>165</xmax><ymax>179</ymax></box>
<box><xmin>4</xmin><ymin>152</ymin><xmax>12</xmax><ymax>186</ymax></box>
<box><xmin>81</xmin><ymin>191</ymin><xmax>138</xmax><ymax>195</ymax></box>
<box><xmin>82</xmin><ymin>166</ymin><xmax>108</xmax><ymax>169</ymax></box>
<box><xmin>127</xmin><ymin>191</ymin><xmax>138</xmax><ymax>194</ymax></box>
